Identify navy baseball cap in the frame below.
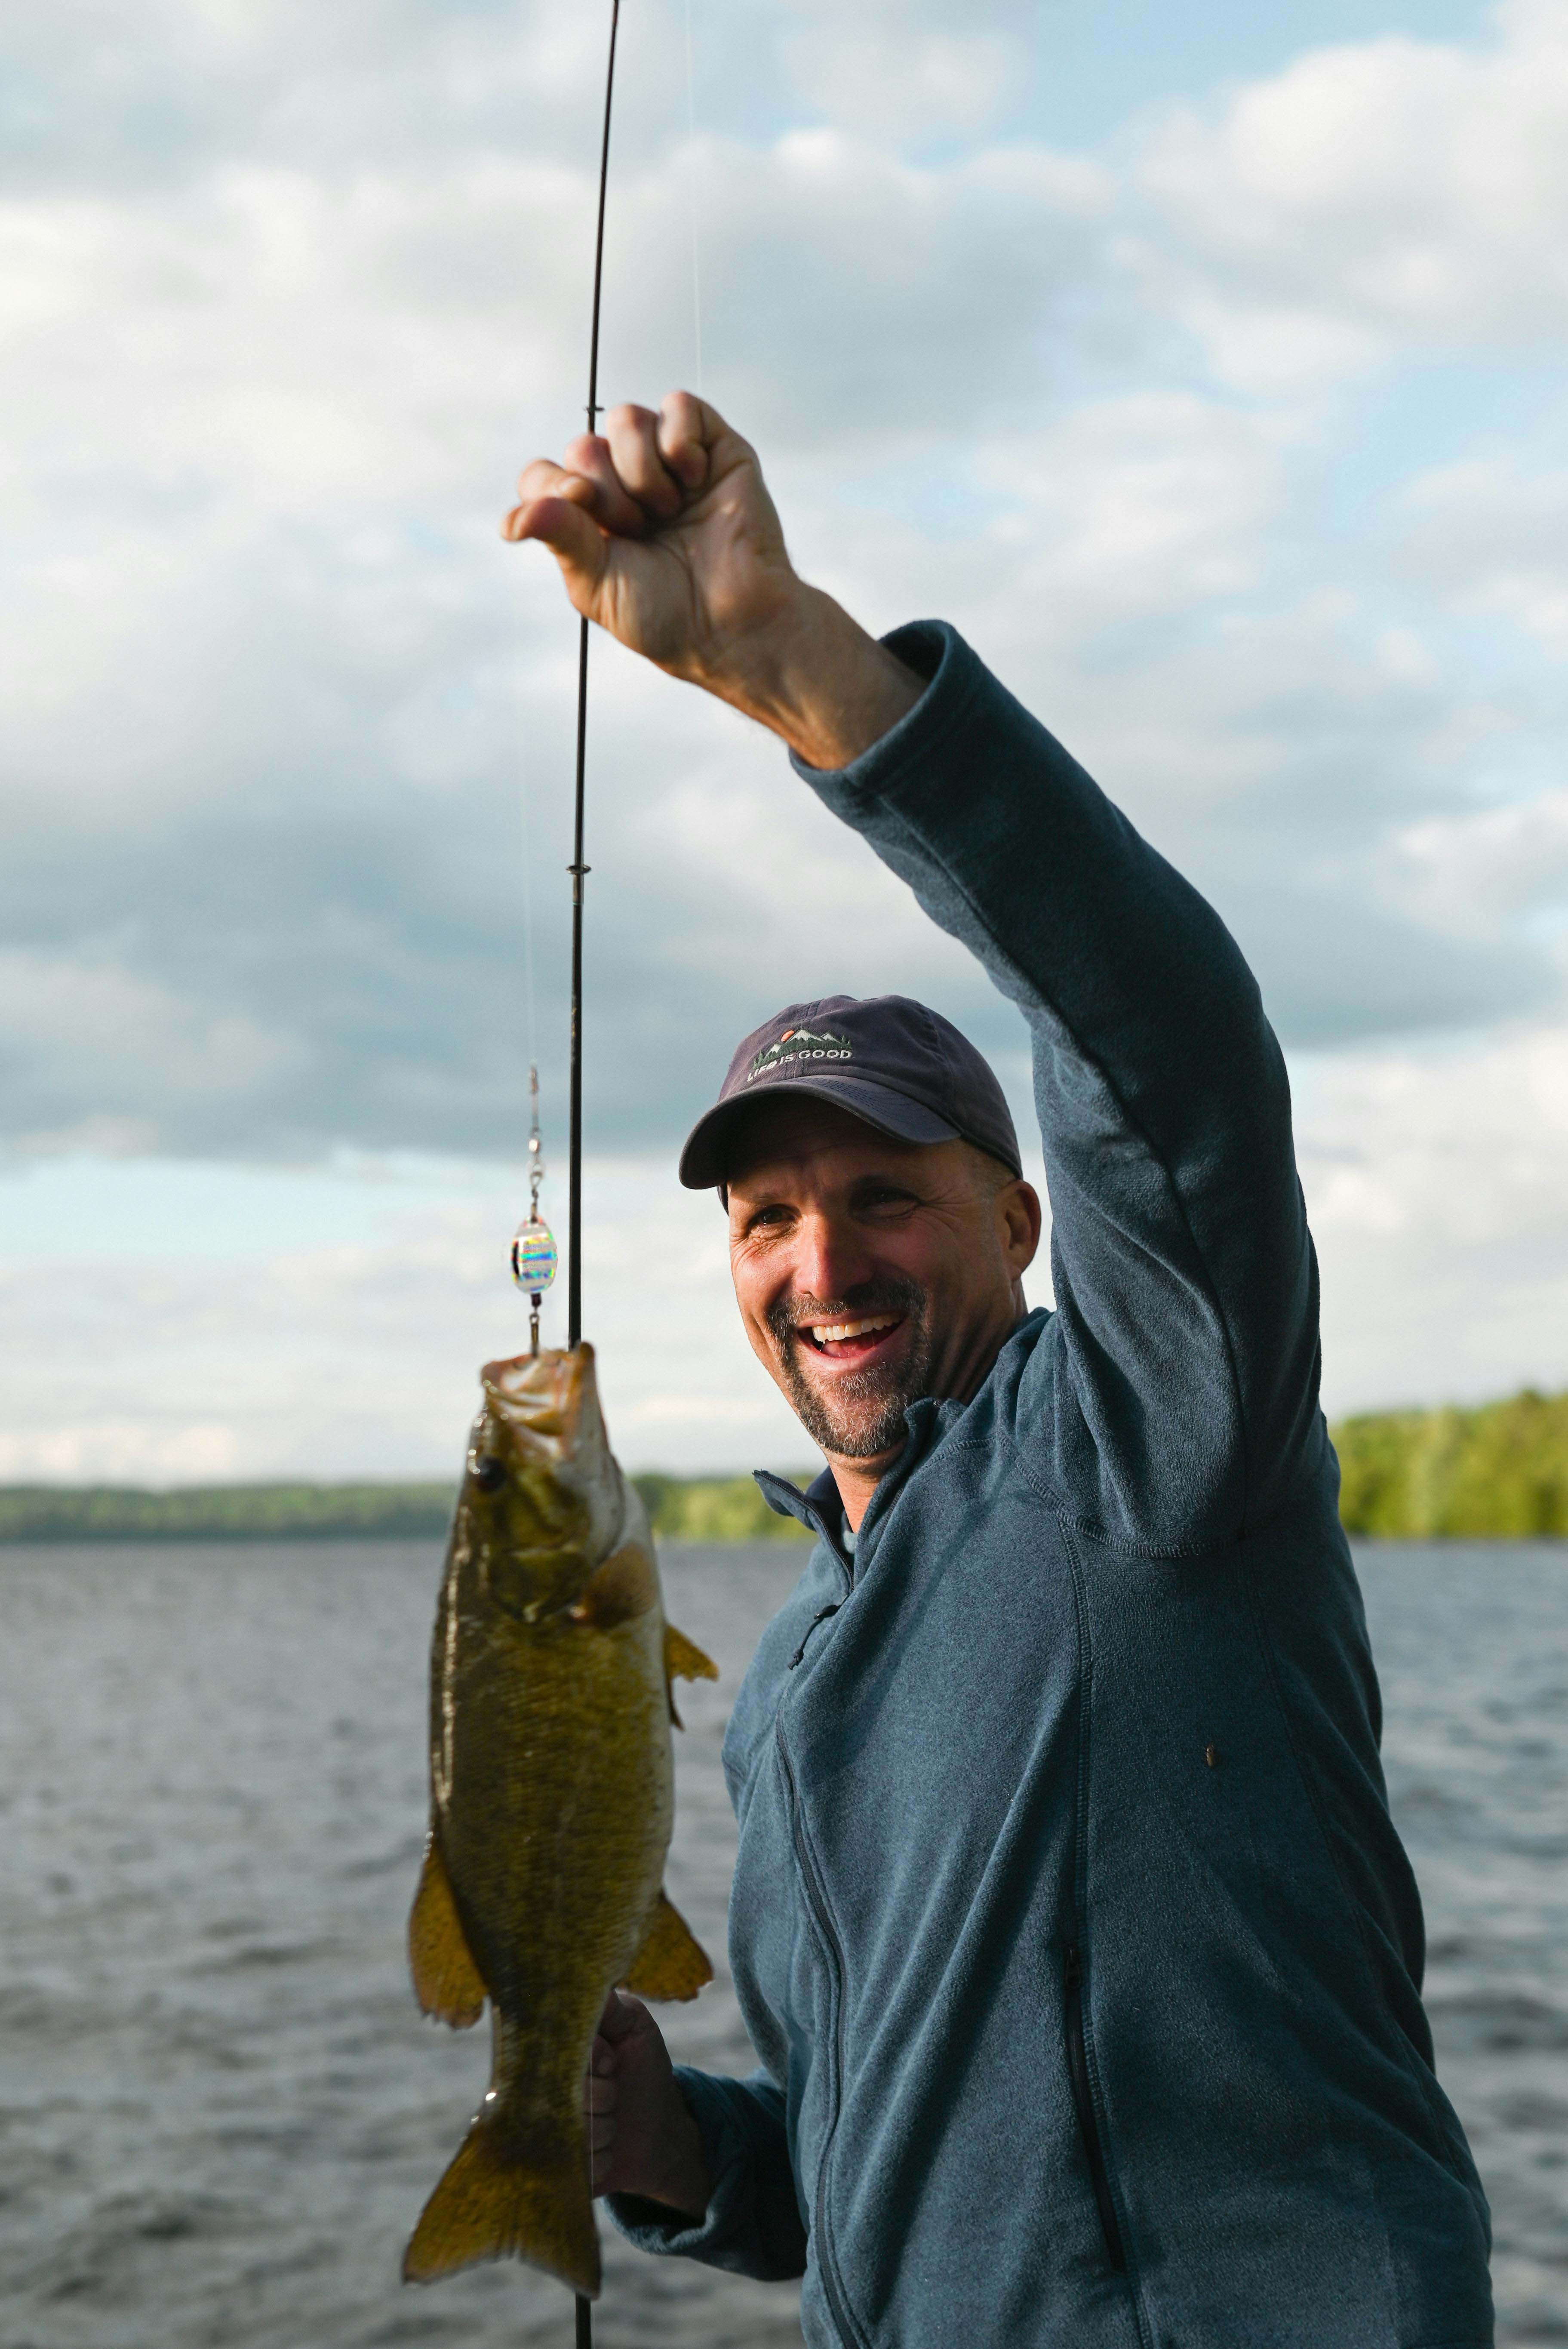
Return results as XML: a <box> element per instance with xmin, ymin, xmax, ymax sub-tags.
<box><xmin>677</xmin><ymin>994</ymin><xmax>1022</xmax><ymax>1189</ymax></box>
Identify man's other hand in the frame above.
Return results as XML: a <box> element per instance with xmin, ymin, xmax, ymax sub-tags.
<box><xmin>504</xmin><ymin>391</ymin><xmax>922</xmax><ymax>769</ymax></box>
<box><xmin>584</xmin><ymin>1987</ymin><xmax>711</xmax><ymax>2221</ymax></box>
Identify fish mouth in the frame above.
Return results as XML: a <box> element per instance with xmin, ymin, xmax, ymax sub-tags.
<box><xmin>475</xmin><ymin>1342</ymin><xmax>623</xmax><ymax>1566</ymax></box>
<box><xmin>481</xmin><ymin>1344</ymin><xmax>594</xmax><ymax>1455</ymax></box>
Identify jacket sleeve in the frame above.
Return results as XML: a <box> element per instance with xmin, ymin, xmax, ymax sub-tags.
<box><xmin>606</xmin><ymin>2065</ymin><xmax>807</xmax><ymax>2280</ymax></box>
<box><xmin>791</xmin><ymin>620</ymin><xmax>1323</xmax><ymax>1554</ymax></box>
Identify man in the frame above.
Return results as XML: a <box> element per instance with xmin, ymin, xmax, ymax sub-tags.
<box><xmin>504</xmin><ymin>396</ymin><xmax>1493</xmax><ymax>2345</ymax></box>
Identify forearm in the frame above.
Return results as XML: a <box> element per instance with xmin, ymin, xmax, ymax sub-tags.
<box><xmin>701</xmin><ymin>582</ymin><xmax>925</xmax><ymax>770</ymax></box>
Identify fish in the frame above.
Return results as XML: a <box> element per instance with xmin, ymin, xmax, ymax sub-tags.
<box><xmin>402</xmin><ymin>1342</ymin><xmax>718</xmax><ymax>2299</ymax></box>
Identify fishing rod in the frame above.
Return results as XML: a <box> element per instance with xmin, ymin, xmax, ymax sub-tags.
<box><xmin>513</xmin><ymin>0</ymin><xmax>618</xmax><ymax>1364</ymax></box>
<box><xmin>573</xmin><ymin>10</ymin><xmax>622</xmax><ymax>2345</ymax></box>
<box><xmin>510</xmin><ymin>12</ymin><xmax>622</xmax><ymax>2339</ymax></box>
<box><xmin>566</xmin><ymin>0</ymin><xmax>623</xmax><ymax>1360</ymax></box>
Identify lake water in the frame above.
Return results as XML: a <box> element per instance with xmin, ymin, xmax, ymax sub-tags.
<box><xmin>0</xmin><ymin>1539</ymin><xmax>1563</xmax><ymax>2347</ymax></box>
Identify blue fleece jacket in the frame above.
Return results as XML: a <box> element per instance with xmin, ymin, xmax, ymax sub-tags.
<box><xmin>611</xmin><ymin>622</ymin><xmax>1492</xmax><ymax>2346</ymax></box>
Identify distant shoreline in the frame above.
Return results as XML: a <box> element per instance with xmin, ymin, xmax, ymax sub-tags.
<box><xmin>3</xmin><ymin>1385</ymin><xmax>1563</xmax><ymax>1542</ymax></box>
<box><xmin>1333</xmin><ymin>1388</ymin><xmax>1567</xmax><ymax>1538</ymax></box>
<box><xmin>0</xmin><ymin>1472</ymin><xmax>815</xmax><ymax>1545</ymax></box>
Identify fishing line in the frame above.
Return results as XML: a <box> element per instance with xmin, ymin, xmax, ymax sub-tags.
<box><xmin>683</xmin><ymin>0</ymin><xmax>704</xmax><ymax>393</ymax></box>
<box><xmin>520</xmin><ymin>729</ymin><xmax>538</xmax><ymax>1068</ymax></box>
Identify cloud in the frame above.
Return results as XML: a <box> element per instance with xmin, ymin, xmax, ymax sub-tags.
<box><xmin>0</xmin><ymin>1151</ymin><xmax>810</xmax><ymax>1480</ymax></box>
<box><xmin>1131</xmin><ymin>0</ymin><xmax>1568</xmax><ymax>391</ymax></box>
<box><xmin>1389</xmin><ymin>788</ymin><xmax>1568</xmax><ymax>938</ymax></box>
<box><xmin>6</xmin><ymin>1005</ymin><xmax>1568</xmax><ymax>1485</ymax></box>
<box><xmin>1300</xmin><ymin>1016</ymin><xmax>1568</xmax><ymax>1412</ymax></box>
<box><xmin>1399</xmin><ymin>455</ymin><xmax>1568</xmax><ymax>658</ymax></box>
<box><xmin>4</xmin><ymin>0</ymin><xmax>1568</xmax><ymax>1172</ymax></box>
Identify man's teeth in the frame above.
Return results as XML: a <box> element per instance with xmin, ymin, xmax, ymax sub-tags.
<box><xmin>808</xmin><ymin>1314</ymin><xmax>899</xmax><ymax>1344</ymax></box>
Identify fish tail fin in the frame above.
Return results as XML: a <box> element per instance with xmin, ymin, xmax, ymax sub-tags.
<box><xmin>622</xmin><ymin>1887</ymin><xmax>713</xmax><ymax>2001</ymax></box>
<box><xmin>403</xmin><ymin>2114</ymin><xmax>600</xmax><ymax>2297</ymax></box>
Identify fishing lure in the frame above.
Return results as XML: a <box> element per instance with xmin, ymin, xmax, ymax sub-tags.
<box><xmin>511</xmin><ymin>1065</ymin><xmax>558</xmax><ymax>1358</ymax></box>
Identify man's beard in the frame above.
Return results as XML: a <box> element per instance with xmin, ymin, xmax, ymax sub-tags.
<box><xmin>765</xmin><ymin>1275</ymin><xmax>935</xmax><ymax>1459</ymax></box>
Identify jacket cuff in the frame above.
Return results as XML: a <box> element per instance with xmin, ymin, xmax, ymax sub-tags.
<box><xmin>788</xmin><ymin>619</ymin><xmax>989</xmax><ymax>813</ymax></box>
<box><xmin>604</xmin><ymin>2067</ymin><xmax>776</xmax><ymax>2273</ymax></box>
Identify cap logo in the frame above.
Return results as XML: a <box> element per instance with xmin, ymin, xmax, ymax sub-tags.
<box><xmin>745</xmin><ymin>1025</ymin><xmax>853</xmax><ymax>1083</ymax></box>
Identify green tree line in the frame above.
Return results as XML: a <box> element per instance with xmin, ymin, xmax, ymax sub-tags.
<box><xmin>4</xmin><ymin>1392</ymin><xmax>1564</xmax><ymax>1542</ymax></box>
<box><xmin>0</xmin><ymin>1472</ymin><xmax>814</xmax><ymax>1544</ymax></box>
<box><xmin>0</xmin><ymin>1481</ymin><xmax>458</xmax><ymax>1542</ymax></box>
<box><xmin>1329</xmin><ymin>1388</ymin><xmax>1568</xmax><ymax>1537</ymax></box>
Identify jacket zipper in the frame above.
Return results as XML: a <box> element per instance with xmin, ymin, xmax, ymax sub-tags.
<box><xmin>1064</xmin><ymin>1943</ymin><xmax>1127</xmax><ymax>2272</ymax></box>
<box><xmin>777</xmin><ymin>1725</ymin><xmax>859</xmax><ymax>2347</ymax></box>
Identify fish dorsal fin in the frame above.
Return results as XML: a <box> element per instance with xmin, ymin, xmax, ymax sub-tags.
<box><xmin>621</xmin><ymin>1888</ymin><xmax>713</xmax><ymax>2002</ymax></box>
<box><xmin>409</xmin><ymin>1832</ymin><xmax>486</xmax><ymax>2029</ymax></box>
<box><xmin>665</xmin><ymin>1623</ymin><xmax>718</xmax><ymax>1683</ymax></box>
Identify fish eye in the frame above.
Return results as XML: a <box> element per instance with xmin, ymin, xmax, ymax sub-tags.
<box><xmin>470</xmin><ymin>1453</ymin><xmax>506</xmax><ymax>1494</ymax></box>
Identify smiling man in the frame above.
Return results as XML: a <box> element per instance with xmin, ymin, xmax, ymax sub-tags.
<box><xmin>505</xmin><ymin>395</ymin><xmax>1493</xmax><ymax>2347</ymax></box>
<box><xmin>693</xmin><ymin>1003</ymin><xmax>1041</xmax><ymax>1513</ymax></box>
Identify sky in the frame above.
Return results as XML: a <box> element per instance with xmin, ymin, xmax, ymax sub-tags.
<box><xmin>4</xmin><ymin>0</ymin><xmax>1568</xmax><ymax>1482</ymax></box>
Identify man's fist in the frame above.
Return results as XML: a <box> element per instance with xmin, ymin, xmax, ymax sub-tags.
<box><xmin>583</xmin><ymin>1988</ymin><xmax>711</xmax><ymax>2220</ymax></box>
<box><xmin>503</xmin><ymin>393</ymin><xmax>799</xmax><ymax>690</ymax></box>
<box><xmin>504</xmin><ymin>392</ymin><xmax>924</xmax><ymax>770</ymax></box>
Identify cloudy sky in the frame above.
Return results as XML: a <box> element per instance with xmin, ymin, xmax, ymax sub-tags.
<box><xmin>5</xmin><ymin>0</ymin><xmax>1568</xmax><ymax>1482</ymax></box>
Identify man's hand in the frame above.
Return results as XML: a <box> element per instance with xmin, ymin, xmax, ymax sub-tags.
<box><xmin>503</xmin><ymin>391</ymin><xmax>923</xmax><ymax>770</ymax></box>
<box><xmin>583</xmin><ymin>1989</ymin><xmax>711</xmax><ymax>2220</ymax></box>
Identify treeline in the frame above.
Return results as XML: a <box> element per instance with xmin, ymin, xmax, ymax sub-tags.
<box><xmin>0</xmin><ymin>1472</ymin><xmax>813</xmax><ymax>1544</ymax></box>
<box><xmin>631</xmin><ymin>1474</ymin><xmax>812</xmax><ymax>1543</ymax></box>
<box><xmin>1330</xmin><ymin>1388</ymin><xmax>1568</xmax><ymax>1538</ymax></box>
<box><xmin>0</xmin><ymin>1481</ymin><xmax>457</xmax><ymax>1542</ymax></box>
<box><xmin>7</xmin><ymin>1394</ymin><xmax>1563</xmax><ymax>1543</ymax></box>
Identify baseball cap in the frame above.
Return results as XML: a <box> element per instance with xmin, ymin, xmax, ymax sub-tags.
<box><xmin>677</xmin><ymin>994</ymin><xmax>1022</xmax><ymax>1189</ymax></box>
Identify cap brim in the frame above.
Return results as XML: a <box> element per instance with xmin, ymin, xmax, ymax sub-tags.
<box><xmin>678</xmin><ymin>1074</ymin><xmax>962</xmax><ymax>1189</ymax></box>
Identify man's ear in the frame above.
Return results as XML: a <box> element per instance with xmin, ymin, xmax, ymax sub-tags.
<box><xmin>999</xmin><ymin>1179</ymin><xmax>1042</xmax><ymax>1278</ymax></box>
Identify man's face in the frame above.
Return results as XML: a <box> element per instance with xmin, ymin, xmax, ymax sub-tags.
<box><xmin>725</xmin><ymin>1097</ymin><xmax>1041</xmax><ymax>1468</ymax></box>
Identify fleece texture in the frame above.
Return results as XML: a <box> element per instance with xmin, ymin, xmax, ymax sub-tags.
<box><xmin>609</xmin><ymin>622</ymin><xmax>1493</xmax><ymax>2347</ymax></box>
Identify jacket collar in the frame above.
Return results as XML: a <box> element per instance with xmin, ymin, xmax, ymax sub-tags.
<box><xmin>753</xmin><ymin>1391</ymin><xmax>953</xmax><ymax>1580</ymax></box>
<box><xmin>754</xmin><ymin>1465</ymin><xmax>852</xmax><ymax>1575</ymax></box>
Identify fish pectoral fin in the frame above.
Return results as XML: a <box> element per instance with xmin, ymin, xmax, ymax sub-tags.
<box><xmin>402</xmin><ymin>2111</ymin><xmax>600</xmax><ymax>2297</ymax></box>
<box><xmin>665</xmin><ymin>1623</ymin><xmax>718</xmax><ymax>1683</ymax></box>
<box><xmin>569</xmin><ymin>1540</ymin><xmax>660</xmax><ymax>1632</ymax></box>
<box><xmin>621</xmin><ymin>1889</ymin><xmax>713</xmax><ymax>2002</ymax></box>
<box><xmin>408</xmin><ymin>1832</ymin><xmax>487</xmax><ymax>2029</ymax></box>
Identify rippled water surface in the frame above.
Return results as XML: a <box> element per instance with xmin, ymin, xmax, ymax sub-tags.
<box><xmin>1</xmin><ymin>1538</ymin><xmax>1563</xmax><ymax>2346</ymax></box>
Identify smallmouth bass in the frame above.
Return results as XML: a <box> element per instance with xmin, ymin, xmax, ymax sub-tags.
<box><xmin>403</xmin><ymin>1343</ymin><xmax>716</xmax><ymax>2298</ymax></box>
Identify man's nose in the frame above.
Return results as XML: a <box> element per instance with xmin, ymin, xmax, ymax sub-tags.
<box><xmin>791</xmin><ymin>1212</ymin><xmax>876</xmax><ymax>1305</ymax></box>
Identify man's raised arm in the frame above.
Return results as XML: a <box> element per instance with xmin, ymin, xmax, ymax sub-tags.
<box><xmin>507</xmin><ymin>392</ymin><xmax>1322</xmax><ymax>1550</ymax></box>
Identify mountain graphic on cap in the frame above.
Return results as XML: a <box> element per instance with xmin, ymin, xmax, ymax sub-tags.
<box><xmin>745</xmin><ymin>1028</ymin><xmax>853</xmax><ymax>1082</ymax></box>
